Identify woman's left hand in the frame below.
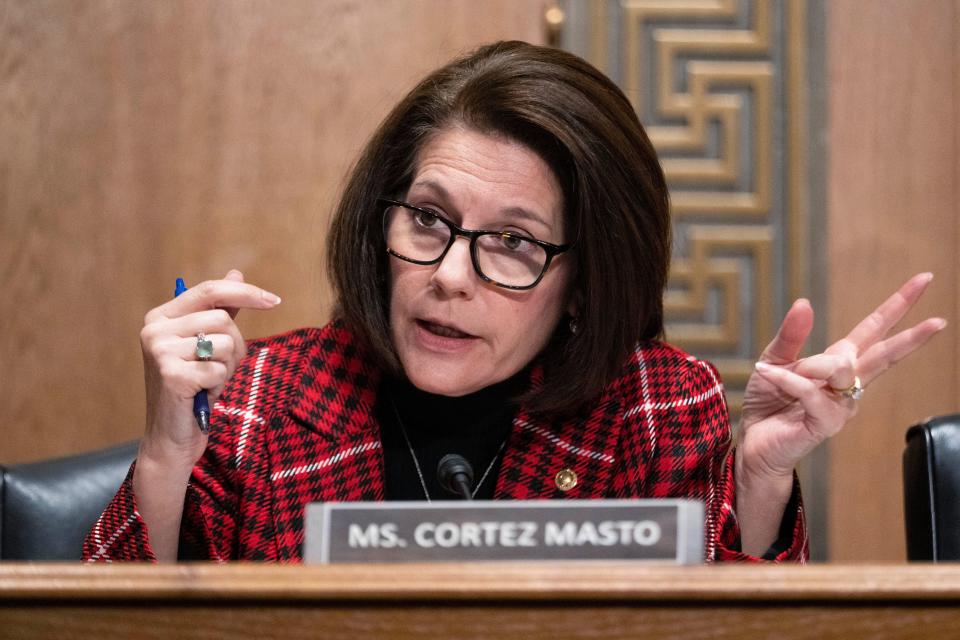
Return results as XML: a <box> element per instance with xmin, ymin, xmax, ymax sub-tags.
<box><xmin>734</xmin><ymin>273</ymin><xmax>945</xmax><ymax>555</ymax></box>
<box><xmin>739</xmin><ymin>272</ymin><xmax>947</xmax><ymax>484</ymax></box>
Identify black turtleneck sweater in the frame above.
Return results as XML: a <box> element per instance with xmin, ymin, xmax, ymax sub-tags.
<box><xmin>378</xmin><ymin>369</ymin><xmax>529</xmax><ymax>501</ymax></box>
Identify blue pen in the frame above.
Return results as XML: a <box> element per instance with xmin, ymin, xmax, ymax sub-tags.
<box><xmin>174</xmin><ymin>278</ymin><xmax>211</xmax><ymax>434</ymax></box>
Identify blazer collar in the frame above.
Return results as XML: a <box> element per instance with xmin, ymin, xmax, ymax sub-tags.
<box><xmin>287</xmin><ymin>322</ymin><xmax>382</xmax><ymax>443</ymax></box>
<box><xmin>284</xmin><ymin>322</ymin><xmax>625</xmax><ymax>500</ymax></box>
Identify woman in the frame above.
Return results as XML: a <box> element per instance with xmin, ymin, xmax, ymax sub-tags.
<box><xmin>83</xmin><ymin>41</ymin><xmax>944</xmax><ymax>562</ymax></box>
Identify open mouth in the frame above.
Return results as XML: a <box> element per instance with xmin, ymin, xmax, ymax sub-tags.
<box><xmin>418</xmin><ymin>319</ymin><xmax>474</xmax><ymax>339</ymax></box>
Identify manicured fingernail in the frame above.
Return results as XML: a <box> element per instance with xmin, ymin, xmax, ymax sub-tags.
<box><xmin>263</xmin><ymin>292</ymin><xmax>281</xmax><ymax>305</ymax></box>
<box><xmin>921</xmin><ymin>272</ymin><xmax>934</xmax><ymax>283</ymax></box>
<box><xmin>755</xmin><ymin>362</ymin><xmax>771</xmax><ymax>372</ymax></box>
<box><xmin>935</xmin><ymin>318</ymin><xmax>947</xmax><ymax>330</ymax></box>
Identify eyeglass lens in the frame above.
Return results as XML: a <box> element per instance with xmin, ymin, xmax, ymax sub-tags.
<box><xmin>384</xmin><ymin>204</ymin><xmax>549</xmax><ymax>288</ymax></box>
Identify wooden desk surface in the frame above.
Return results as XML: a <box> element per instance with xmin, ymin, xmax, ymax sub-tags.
<box><xmin>2</xmin><ymin>563</ymin><xmax>959</xmax><ymax>639</ymax></box>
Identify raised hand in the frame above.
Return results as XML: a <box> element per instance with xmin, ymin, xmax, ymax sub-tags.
<box><xmin>139</xmin><ymin>270</ymin><xmax>281</xmax><ymax>464</ymax></box>
<box><xmin>134</xmin><ymin>270</ymin><xmax>280</xmax><ymax>561</ymax></box>
<box><xmin>732</xmin><ymin>273</ymin><xmax>945</xmax><ymax>555</ymax></box>
<box><xmin>739</xmin><ymin>272</ymin><xmax>945</xmax><ymax>482</ymax></box>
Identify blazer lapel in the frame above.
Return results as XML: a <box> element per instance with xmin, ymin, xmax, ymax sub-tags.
<box><xmin>267</xmin><ymin>324</ymin><xmax>385</xmax><ymax>561</ymax></box>
<box><xmin>495</xmin><ymin>382</ymin><xmax>625</xmax><ymax>500</ymax></box>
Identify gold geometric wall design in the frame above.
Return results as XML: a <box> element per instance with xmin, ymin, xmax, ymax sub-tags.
<box><xmin>568</xmin><ymin>0</ymin><xmax>810</xmax><ymax>416</ymax></box>
<box><xmin>625</xmin><ymin>0</ymin><xmax>774</xmax><ymax>217</ymax></box>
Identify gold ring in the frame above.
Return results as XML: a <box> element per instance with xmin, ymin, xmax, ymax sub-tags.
<box><xmin>831</xmin><ymin>375</ymin><xmax>863</xmax><ymax>400</ymax></box>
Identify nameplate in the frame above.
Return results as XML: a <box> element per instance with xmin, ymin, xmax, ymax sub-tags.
<box><xmin>303</xmin><ymin>499</ymin><xmax>703</xmax><ymax>564</ymax></box>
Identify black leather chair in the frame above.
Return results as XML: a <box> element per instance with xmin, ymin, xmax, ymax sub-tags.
<box><xmin>903</xmin><ymin>415</ymin><xmax>960</xmax><ymax>561</ymax></box>
<box><xmin>1</xmin><ymin>441</ymin><xmax>138</xmax><ymax>560</ymax></box>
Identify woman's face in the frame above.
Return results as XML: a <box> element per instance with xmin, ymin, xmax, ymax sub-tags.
<box><xmin>388</xmin><ymin>126</ymin><xmax>572</xmax><ymax>396</ymax></box>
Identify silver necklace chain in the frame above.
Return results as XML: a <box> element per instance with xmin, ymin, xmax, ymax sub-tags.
<box><xmin>389</xmin><ymin>397</ymin><xmax>506</xmax><ymax>502</ymax></box>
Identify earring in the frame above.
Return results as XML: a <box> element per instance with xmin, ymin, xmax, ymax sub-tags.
<box><xmin>568</xmin><ymin>316</ymin><xmax>579</xmax><ymax>335</ymax></box>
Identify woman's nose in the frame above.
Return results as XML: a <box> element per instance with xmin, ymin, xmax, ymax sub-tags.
<box><xmin>429</xmin><ymin>236</ymin><xmax>477</xmax><ymax>297</ymax></box>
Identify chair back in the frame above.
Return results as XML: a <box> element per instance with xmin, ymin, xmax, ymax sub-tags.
<box><xmin>1</xmin><ymin>441</ymin><xmax>138</xmax><ymax>560</ymax></box>
<box><xmin>903</xmin><ymin>415</ymin><xmax>960</xmax><ymax>561</ymax></box>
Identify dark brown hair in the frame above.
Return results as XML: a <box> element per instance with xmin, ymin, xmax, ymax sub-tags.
<box><xmin>327</xmin><ymin>41</ymin><xmax>670</xmax><ymax>415</ymax></box>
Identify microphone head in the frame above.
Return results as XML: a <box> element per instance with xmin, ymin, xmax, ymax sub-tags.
<box><xmin>437</xmin><ymin>454</ymin><xmax>474</xmax><ymax>496</ymax></box>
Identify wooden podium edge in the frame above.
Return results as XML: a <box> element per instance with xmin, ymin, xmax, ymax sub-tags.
<box><xmin>2</xmin><ymin>563</ymin><xmax>959</xmax><ymax>602</ymax></box>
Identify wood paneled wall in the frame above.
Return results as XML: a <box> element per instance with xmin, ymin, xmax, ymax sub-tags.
<box><xmin>826</xmin><ymin>0</ymin><xmax>959</xmax><ymax>561</ymax></box>
<box><xmin>1</xmin><ymin>1</ymin><xmax>546</xmax><ymax>464</ymax></box>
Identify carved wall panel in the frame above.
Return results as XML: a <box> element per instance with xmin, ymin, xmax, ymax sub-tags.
<box><xmin>562</xmin><ymin>0</ymin><xmax>815</xmax><ymax>415</ymax></box>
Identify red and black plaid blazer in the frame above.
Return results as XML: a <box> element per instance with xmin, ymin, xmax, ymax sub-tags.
<box><xmin>83</xmin><ymin>322</ymin><xmax>807</xmax><ymax>562</ymax></box>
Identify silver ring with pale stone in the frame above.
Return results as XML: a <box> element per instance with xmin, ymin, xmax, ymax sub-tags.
<box><xmin>196</xmin><ymin>332</ymin><xmax>214</xmax><ymax>361</ymax></box>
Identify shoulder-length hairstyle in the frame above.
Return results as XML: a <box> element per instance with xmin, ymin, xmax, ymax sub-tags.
<box><xmin>327</xmin><ymin>40</ymin><xmax>670</xmax><ymax>416</ymax></box>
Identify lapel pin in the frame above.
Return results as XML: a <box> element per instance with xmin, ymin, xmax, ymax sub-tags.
<box><xmin>555</xmin><ymin>468</ymin><xmax>578</xmax><ymax>491</ymax></box>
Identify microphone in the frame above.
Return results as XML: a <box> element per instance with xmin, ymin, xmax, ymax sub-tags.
<box><xmin>437</xmin><ymin>454</ymin><xmax>474</xmax><ymax>500</ymax></box>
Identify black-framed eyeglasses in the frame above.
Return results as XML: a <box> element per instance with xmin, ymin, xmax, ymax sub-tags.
<box><xmin>379</xmin><ymin>198</ymin><xmax>571</xmax><ymax>290</ymax></box>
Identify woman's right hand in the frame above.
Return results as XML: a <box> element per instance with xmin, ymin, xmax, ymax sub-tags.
<box><xmin>138</xmin><ymin>269</ymin><xmax>282</xmax><ymax>468</ymax></box>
